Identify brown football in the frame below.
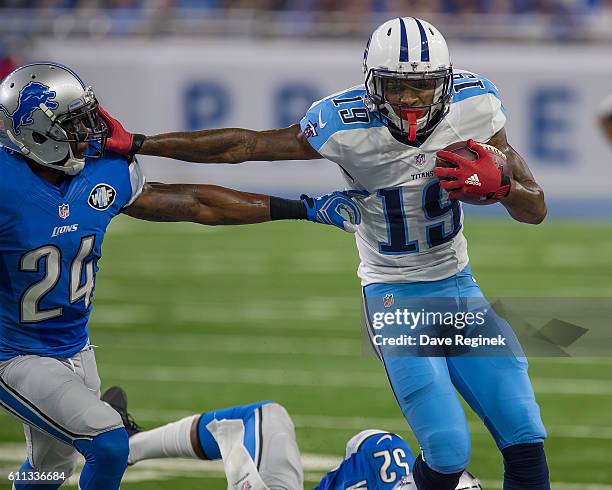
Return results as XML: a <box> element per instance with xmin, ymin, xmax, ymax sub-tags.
<box><xmin>435</xmin><ymin>141</ymin><xmax>512</xmax><ymax>205</ymax></box>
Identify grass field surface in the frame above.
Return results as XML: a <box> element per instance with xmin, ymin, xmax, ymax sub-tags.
<box><xmin>1</xmin><ymin>216</ymin><xmax>611</xmax><ymax>489</ymax></box>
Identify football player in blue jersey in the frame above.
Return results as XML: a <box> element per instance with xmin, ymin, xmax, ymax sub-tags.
<box><xmin>101</xmin><ymin>387</ymin><xmax>482</xmax><ymax>490</ymax></box>
<box><xmin>0</xmin><ymin>62</ymin><xmax>361</xmax><ymax>490</ymax></box>
<box><xmin>103</xmin><ymin>17</ymin><xmax>550</xmax><ymax>490</ymax></box>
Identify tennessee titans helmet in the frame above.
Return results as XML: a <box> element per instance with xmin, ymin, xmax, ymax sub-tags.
<box><xmin>0</xmin><ymin>62</ymin><xmax>106</xmax><ymax>175</ymax></box>
<box><xmin>391</xmin><ymin>470</ymin><xmax>482</xmax><ymax>489</ymax></box>
<box><xmin>363</xmin><ymin>17</ymin><xmax>453</xmax><ymax>143</ymax></box>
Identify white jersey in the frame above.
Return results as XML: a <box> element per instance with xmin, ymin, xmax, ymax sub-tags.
<box><xmin>300</xmin><ymin>70</ymin><xmax>506</xmax><ymax>285</ymax></box>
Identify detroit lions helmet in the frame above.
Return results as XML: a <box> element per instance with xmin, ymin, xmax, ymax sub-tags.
<box><xmin>0</xmin><ymin>62</ymin><xmax>106</xmax><ymax>175</ymax></box>
<box><xmin>391</xmin><ymin>470</ymin><xmax>482</xmax><ymax>489</ymax></box>
<box><xmin>363</xmin><ymin>17</ymin><xmax>453</xmax><ymax>143</ymax></box>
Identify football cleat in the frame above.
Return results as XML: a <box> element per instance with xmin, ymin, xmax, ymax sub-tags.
<box><xmin>101</xmin><ymin>385</ymin><xmax>143</xmax><ymax>437</ymax></box>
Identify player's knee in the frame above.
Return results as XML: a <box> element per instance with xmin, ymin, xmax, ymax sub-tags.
<box><xmin>499</xmin><ymin>399</ymin><xmax>547</xmax><ymax>447</ymax></box>
<box><xmin>80</xmin><ymin>401</ymin><xmax>124</xmax><ymax>434</ymax></box>
<box><xmin>77</xmin><ymin>428</ymin><xmax>129</xmax><ymax>470</ymax></box>
<box><xmin>263</xmin><ymin>403</ymin><xmax>294</xmax><ymax>432</ymax></box>
<box><xmin>422</xmin><ymin>427</ymin><xmax>471</xmax><ymax>474</ymax></box>
<box><xmin>259</xmin><ymin>403</ymin><xmax>303</xmax><ymax>490</ymax></box>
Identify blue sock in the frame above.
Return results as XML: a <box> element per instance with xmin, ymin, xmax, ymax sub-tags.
<box><xmin>196</xmin><ymin>401</ymin><xmax>271</xmax><ymax>460</ymax></box>
<box><xmin>413</xmin><ymin>454</ymin><xmax>463</xmax><ymax>490</ymax></box>
<box><xmin>74</xmin><ymin>428</ymin><xmax>129</xmax><ymax>490</ymax></box>
<box><xmin>12</xmin><ymin>459</ymin><xmax>63</xmax><ymax>490</ymax></box>
<box><xmin>502</xmin><ymin>442</ymin><xmax>550</xmax><ymax>489</ymax></box>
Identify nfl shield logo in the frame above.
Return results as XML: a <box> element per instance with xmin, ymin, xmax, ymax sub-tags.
<box><xmin>415</xmin><ymin>153</ymin><xmax>426</xmax><ymax>167</ymax></box>
<box><xmin>58</xmin><ymin>204</ymin><xmax>70</xmax><ymax>219</ymax></box>
<box><xmin>383</xmin><ymin>293</ymin><xmax>394</xmax><ymax>308</ymax></box>
<box><xmin>241</xmin><ymin>482</ymin><xmax>252</xmax><ymax>490</ymax></box>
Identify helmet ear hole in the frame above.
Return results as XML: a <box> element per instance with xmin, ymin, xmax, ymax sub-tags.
<box><xmin>32</xmin><ymin>132</ymin><xmax>47</xmax><ymax>144</ymax></box>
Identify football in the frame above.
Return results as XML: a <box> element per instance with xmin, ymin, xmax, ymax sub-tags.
<box><xmin>436</xmin><ymin>140</ymin><xmax>512</xmax><ymax>205</ymax></box>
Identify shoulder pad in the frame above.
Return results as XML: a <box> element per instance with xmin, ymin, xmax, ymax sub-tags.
<box><xmin>446</xmin><ymin>71</ymin><xmax>506</xmax><ymax>141</ymax></box>
<box><xmin>300</xmin><ymin>86</ymin><xmax>381</xmax><ymax>152</ymax></box>
<box><xmin>451</xmin><ymin>70</ymin><xmax>503</xmax><ymax>106</ymax></box>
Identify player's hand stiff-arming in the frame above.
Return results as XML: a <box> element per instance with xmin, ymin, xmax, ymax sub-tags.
<box><xmin>434</xmin><ymin>139</ymin><xmax>511</xmax><ymax>201</ymax></box>
<box><xmin>98</xmin><ymin>105</ymin><xmax>144</xmax><ymax>160</ymax></box>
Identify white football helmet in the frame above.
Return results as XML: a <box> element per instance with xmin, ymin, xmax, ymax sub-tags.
<box><xmin>391</xmin><ymin>470</ymin><xmax>482</xmax><ymax>490</ymax></box>
<box><xmin>363</xmin><ymin>17</ymin><xmax>453</xmax><ymax>143</ymax></box>
<box><xmin>0</xmin><ymin>62</ymin><xmax>107</xmax><ymax>175</ymax></box>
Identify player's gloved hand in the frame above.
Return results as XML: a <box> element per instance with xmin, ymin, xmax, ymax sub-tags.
<box><xmin>302</xmin><ymin>191</ymin><xmax>362</xmax><ymax>233</ymax></box>
<box><xmin>434</xmin><ymin>139</ymin><xmax>511</xmax><ymax>200</ymax></box>
<box><xmin>98</xmin><ymin>106</ymin><xmax>145</xmax><ymax>160</ymax></box>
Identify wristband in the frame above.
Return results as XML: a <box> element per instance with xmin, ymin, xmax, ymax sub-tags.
<box><xmin>269</xmin><ymin>197</ymin><xmax>307</xmax><ymax>220</ymax></box>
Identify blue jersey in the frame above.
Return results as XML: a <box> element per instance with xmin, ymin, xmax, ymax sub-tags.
<box><xmin>0</xmin><ymin>146</ymin><xmax>144</xmax><ymax>360</ymax></box>
<box><xmin>315</xmin><ymin>431</ymin><xmax>415</xmax><ymax>490</ymax></box>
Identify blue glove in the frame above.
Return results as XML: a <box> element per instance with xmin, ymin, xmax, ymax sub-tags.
<box><xmin>302</xmin><ymin>191</ymin><xmax>362</xmax><ymax>233</ymax></box>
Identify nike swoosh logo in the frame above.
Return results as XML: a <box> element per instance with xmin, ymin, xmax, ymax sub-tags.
<box><xmin>318</xmin><ymin>111</ymin><xmax>327</xmax><ymax>129</ymax></box>
<box><xmin>377</xmin><ymin>434</ymin><xmax>393</xmax><ymax>444</ymax></box>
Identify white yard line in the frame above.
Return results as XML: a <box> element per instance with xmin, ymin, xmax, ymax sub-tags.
<box><xmin>100</xmin><ymin>364</ymin><xmax>612</xmax><ymax>395</ymax></box>
<box><xmin>4</xmin><ymin>408</ymin><xmax>608</xmax><ymax>442</ymax></box>
<box><xmin>92</xmin><ymin>332</ymin><xmax>363</xmax><ymax>356</ymax></box>
<box><xmin>0</xmin><ymin>445</ymin><xmax>610</xmax><ymax>489</ymax></box>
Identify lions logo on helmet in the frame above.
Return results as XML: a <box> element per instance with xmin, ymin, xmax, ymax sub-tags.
<box><xmin>0</xmin><ymin>81</ymin><xmax>59</xmax><ymax>136</ymax></box>
<box><xmin>0</xmin><ymin>62</ymin><xmax>107</xmax><ymax>176</ymax></box>
<box><xmin>363</xmin><ymin>17</ymin><xmax>453</xmax><ymax>143</ymax></box>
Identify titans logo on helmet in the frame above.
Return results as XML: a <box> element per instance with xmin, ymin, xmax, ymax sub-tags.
<box><xmin>0</xmin><ymin>82</ymin><xmax>59</xmax><ymax>135</ymax></box>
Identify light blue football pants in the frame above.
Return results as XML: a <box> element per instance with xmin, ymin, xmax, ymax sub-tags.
<box><xmin>363</xmin><ymin>265</ymin><xmax>547</xmax><ymax>474</ymax></box>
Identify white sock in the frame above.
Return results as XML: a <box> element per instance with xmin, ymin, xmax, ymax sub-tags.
<box><xmin>207</xmin><ymin>418</ymin><xmax>269</xmax><ymax>490</ymax></box>
<box><xmin>128</xmin><ymin>414</ymin><xmax>199</xmax><ymax>465</ymax></box>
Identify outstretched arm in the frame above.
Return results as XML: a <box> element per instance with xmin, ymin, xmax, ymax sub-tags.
<box><xmin>98</xmin><ymin>107</ymin><xmax>320</xmax><ymax>163</ymax></box>
<box><xmin>122</xmin><ymin>182</ymin><xmax>361</xmax><ymax>232</ymax></box>
<box><xmin>487</xmin><ymin>128</ymin><xmax>547</xmax><ymax>225</ymax></box>
<box><xmin>139</xmin><ymin>125</ymin><xmax>321</xmax><ymax>164</ymax></box>
<box><xmin>123</xmin><ymin>183</ymin><xmax>272</xmax><ymax>225</ymax></box>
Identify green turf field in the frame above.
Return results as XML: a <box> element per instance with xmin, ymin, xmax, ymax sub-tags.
<box><xmin>1</xmin><ymin>216</ymin><xmax>611</xmax><ymax>489</ymax></box>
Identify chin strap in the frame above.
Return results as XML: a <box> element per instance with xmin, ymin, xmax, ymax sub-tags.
<box><xmin>39</xmin><ymin>147</ymin><xmax>85</xmax><ymax>175</ymax></box>
<box><xmin>6</xmin><ymin>128</ymin><xmax>85</xmax><ymax>175</ymax></box>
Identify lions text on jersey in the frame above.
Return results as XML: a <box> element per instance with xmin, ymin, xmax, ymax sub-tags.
<box><xmin>300</xmin><ymin>71</ymin><xmax>505</xmax><ymax>285</ymax></box>
<box><xmin>0</xmin><ymin>146</ymin><xmax>144</xmax><ymax>359</ymax></box>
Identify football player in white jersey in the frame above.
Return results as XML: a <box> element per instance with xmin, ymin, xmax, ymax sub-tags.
<box><xmin>103</xmin><ymin>17</ymin><xmax>549</xmax><ymax>490</ymax></box>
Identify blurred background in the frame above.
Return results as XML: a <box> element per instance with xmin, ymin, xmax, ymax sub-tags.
<box><xmin>1</xmin><ymin>0</ymin><xmax>612</xmax><ymax>215</ymax></box>
<box><xmin>1</xmin><ymin>2</ymin><xmax>612</xmax><ymax>489</ymax></box>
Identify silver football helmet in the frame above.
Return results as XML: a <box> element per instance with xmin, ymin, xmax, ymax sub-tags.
<box><xmin>0</xmin><ymin>62</ymin><xmax>106</xmax><ymax>175</ymax></box>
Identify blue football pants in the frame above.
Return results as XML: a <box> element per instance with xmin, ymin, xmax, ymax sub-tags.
<box><xmin>363</xmin><ymin>265</ymin><xmax>547</xmax><ymax>474</ymax></box>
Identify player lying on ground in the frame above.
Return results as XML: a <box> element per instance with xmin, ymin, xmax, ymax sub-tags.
<box><xmin>102</xmin><ymin>16</ymin><xmax>550</xmax><ymax>490</ymax></box>
<box><xmin>0</xmin><ymin>62</ymin><xmax>360</xmax><ymax>490</ymax></box>
<box><xmin>102</xmin><ymin>387</ymin><xmax>482</xmax><ymax>490</ymax></box>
